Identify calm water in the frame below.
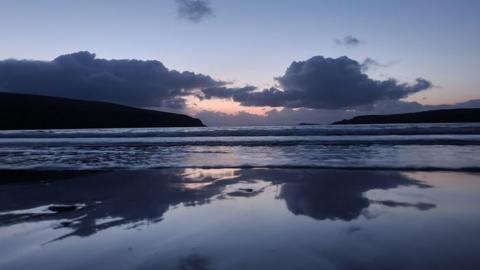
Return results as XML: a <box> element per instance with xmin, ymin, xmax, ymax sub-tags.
<box><xmin>1</xmin><ymin>169</ymin><xmax>480</xmax><ymax>270</ymax></box>
<box><xmin>1</xmin><ymin>123</ymin><xmax>480</xmax><ymax>170</ymax></box>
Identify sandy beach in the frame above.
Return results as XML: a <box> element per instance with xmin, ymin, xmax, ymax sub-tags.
<box><xmin>1</xmin><ymin>168</ymin><xmax>479</xmax><ymax>270</ymax></box>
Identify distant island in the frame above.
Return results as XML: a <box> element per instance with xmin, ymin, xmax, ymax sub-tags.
<box><xmin>332</xmin><ymin>108</ymin><xmax>480</xmax><ymax>125</ymax></box>
<box><xmin>298</xmin><ymin>122</ymin><xmax>321</xmax><ymax>126</ymax></box>
<box><xmin>0</xmin><ymin>93</ymin><xmax>205</xmax><ymax>130</ymax></box>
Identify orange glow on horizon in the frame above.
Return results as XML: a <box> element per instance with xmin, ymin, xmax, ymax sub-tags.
<box><xmin>185</xmin><ymin>96</ymin><xmax>273</xmax><ymax>116</ymax></box>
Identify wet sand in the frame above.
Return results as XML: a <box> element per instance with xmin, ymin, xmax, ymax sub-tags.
<box><xmin>1</xmin><ymin>169</ymin><xmax>480</xmax><ymax>270</ymax></box>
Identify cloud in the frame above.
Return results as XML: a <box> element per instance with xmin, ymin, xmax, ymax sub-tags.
<box><xmin>335</xmin><ymin>35</ymin><xmax>361</xmax><ymax>47</ymax></box>
<box><xmin>200</xmin><ymin>86</ymin><xmax>256</xmax><ymax>99</ymax></box>
<box><xmin>176</xmin><ymin>0</ymin><xmax>214</xmax><ymax>22</ymax></box>
<box><xmin>196</xmin><ymin>107</ymin><xmax>362</xmax><ymax>126</ymax></box>
<box><xmin>201</xmin><ymin>56</ymin><xmax>432</xmax><ymax>110</ymax></box>
<box><xmin>0</xmin><ymin>51</ymin><xmax>224</xmax><ymax>108</ymax></box>
<box><xmin>361</xmin><ymin>57</ymin><xmax>398</xmax><ymax>72</ymax></box>
<box><xmin>1</xmin><ymin>51</ymin><xmax>470</xmax><ymax>127</ymax></box>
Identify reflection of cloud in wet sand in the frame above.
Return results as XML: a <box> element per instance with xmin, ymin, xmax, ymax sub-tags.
<box><xmin>0</xmin><ymin>170</ymin><xmax>232</xmax><ymax>241</ymax></box>
<box><xmin>371</xmin><ymin>200</ymin><xmax>435</xmax><ymax>210</ymax></box>
<box><xmin>277</xmin><ymin>170</ymin><xmax>433</xmax><ymax>221</ymax></box>
<box><xmin>0</xmin><ymin>169</ymin><xmax>435</xmax><ymax>242</ymax></box>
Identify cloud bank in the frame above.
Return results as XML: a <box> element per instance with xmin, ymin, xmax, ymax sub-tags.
<box><xmin>0</xmin><ymin>51</ymin><xmax>457</xmax><ymax>126</ymax></box>
<box><xmin>201</xmin><ymin>56</ymin><xmax>432</xmax><ymax>110</ymax></box>
<box><xmin>176</xmin><ymin>0</ymin><xmax>213</xmax><ymax>22</ymax></box>
<box><xmin>0</xmin><ymin>51</ymin><xmax>224</xmax><ymax>108</ymax></box>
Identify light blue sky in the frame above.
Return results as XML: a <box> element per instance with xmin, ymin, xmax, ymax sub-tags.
<box><xmin>1</xmin><ymin>0</ymin><xmax>479</xmax><ymax>110</ymax></box>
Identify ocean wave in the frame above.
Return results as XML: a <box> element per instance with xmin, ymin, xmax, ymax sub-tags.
<box><xmin>2</xmin><ymin>164</ymin><xmax>480</xmax><ymax>172</ymax></box>
<box><xmin>1</xmin><ymin>124</ymin><xmax>479</xmax><ymax>171</ymax></box>
<box><xmin>1</xmin><ymin>123</ymin><xmax>480</xmax><ymax>138</ymax></box>
<box><xmin>1</xmin><ymin>135</ymin><xmax>480</xmax><ymax>146</ymax></box>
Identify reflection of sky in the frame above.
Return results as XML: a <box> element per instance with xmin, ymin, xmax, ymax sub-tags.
<box><xmin>0</xmin><ymin>0</ymin><xmax>479</xmax><ymax>110</ymax></box>
<box><xmin>1</xmin><ymin>169</ymin><xmax>480</xmax><ymax>269</ymax></box>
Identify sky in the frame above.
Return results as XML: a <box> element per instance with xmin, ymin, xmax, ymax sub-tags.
<box><xmin>0</xmin><ymin>0</ymin><xmax>479</xmax><ymax>125</ymax></box>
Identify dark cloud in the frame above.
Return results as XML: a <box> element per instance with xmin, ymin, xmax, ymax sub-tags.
<box><xmin>176</xmin><ymin>0</ymin><xmax>213</xmax><ymax>22</ymax></box>
<box><xmin>201</xmin><ymin>56</ymin><xmax>432</xmax><ymax>110</ymax></box>
<box><xmin>335</xmin><ymin>35</ymin><xmax>361</xmax><ymax>47</ymax></box>
<box><xmin>0</xmin><ymin>51</ymin><xmax>224</xmax><ymax>108</ymax></box>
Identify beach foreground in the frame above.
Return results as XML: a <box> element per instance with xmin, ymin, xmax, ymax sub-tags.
<box><xmin>1</xmin><ymin>168</ymin><xmax>479</xmax><ymax>270</ymax></box>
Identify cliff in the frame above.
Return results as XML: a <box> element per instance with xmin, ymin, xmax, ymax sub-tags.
<box><xmin>0</xmin><ymin>92</ymin><xmax>205</xmax><ymax>130</ymax></box>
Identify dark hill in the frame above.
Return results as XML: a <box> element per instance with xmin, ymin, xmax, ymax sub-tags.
<box><xmin>332</xmin><ymin>108</ymin><xmax>480</xmax><ymax>125</ymax></box>
<box><xmin>0</xmin><ymin>92</ymin><xmax>204</xmax><ymax>130</ymax></box>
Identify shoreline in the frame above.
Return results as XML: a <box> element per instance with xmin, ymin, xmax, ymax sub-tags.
<box><xmin>2</xmin><ymin>166</ymin><xmax>480</xmax><ymax>185</ymax></box>
<box><xmin>2</xmin><ymin>165</ymin><xmax>480</xmax><ymax>173</ymax></box>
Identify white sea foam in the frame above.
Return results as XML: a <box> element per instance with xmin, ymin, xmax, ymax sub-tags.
<box><xmin>0</xmin><ymin>123</ymin><xmax>479</xmax><ymax>138</ymax></box>
<box><xmin>1</xmin><ymin>123</ymin><xmax>479</xmax><ymax>170</ymax></box>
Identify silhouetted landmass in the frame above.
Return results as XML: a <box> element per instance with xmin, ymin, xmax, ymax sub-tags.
<box><xmin>332</xmin><ymin>108</ymin><xmax>480</xmax><ymax>125</ymax></box>
<box><xmin>298</xmin><ymin>122</ymin><xmax>320</xmax><ymax>126</ymax></box>
<box><xmin>0</xmin><ymin>92</ymin><xmax>204</xmax><ymax>130</ymax></box>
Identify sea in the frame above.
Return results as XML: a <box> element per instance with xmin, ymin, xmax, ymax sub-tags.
<box><xmin>1</xmin><ymin>123</ymin><xmax>480</xmax><ymax>170</ymax></box>
<box><xmin>2</xmin><ymin>123</ymin><xmax>480</xmax><ymax>270</ymax></box>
